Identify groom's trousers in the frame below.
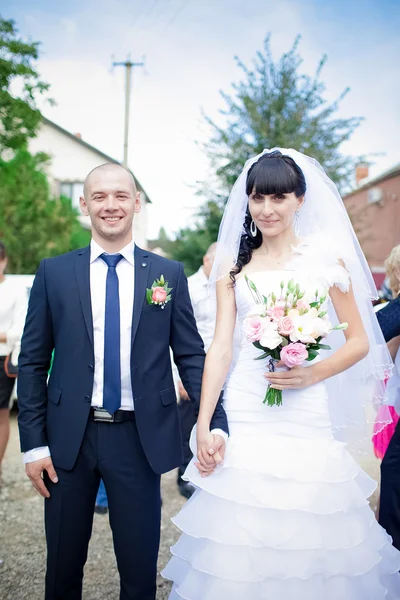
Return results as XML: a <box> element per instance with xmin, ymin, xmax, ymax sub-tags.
<box><xmin>379</xmin><ymin>419</ymin><xmax>400</xmax><ymax>551</ymax></box>
<box><xmin>44</xmin><ymin>413</ymin><xmax>161</xmax><ymax>600</ymax></box>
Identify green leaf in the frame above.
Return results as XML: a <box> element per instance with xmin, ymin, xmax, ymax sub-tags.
<box><xmin>253</xmin><ymin>341</ymin><xmax>264</xmax><ymax>351</ymax></box>
<box><xmin>316</xmin><ymin>343</ymin><xmax>331</xmax><ymax>350</ymax></box>
<box><xmin>146</xmin><ymin>288</ymin><xmax>153</xmax><ymax>304</ymax></box>
<box><xmin>306</xmin><ymin>349</ymin><xmax>319</xmax><ymax>361</ymax></box>
<box><xmin>309</xmin><ymin>301</ymin><xmax>319</xmax><ymax>308</ymax></box>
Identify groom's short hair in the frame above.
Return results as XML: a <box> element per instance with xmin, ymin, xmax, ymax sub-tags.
<box><xmin>83</xmin><ymin>163</ymin><xmax>137</xmax><ymax>198</ymax></box>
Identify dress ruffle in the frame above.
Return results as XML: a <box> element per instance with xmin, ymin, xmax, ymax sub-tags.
<box><xmin>163</xmin><ymin>419</ymin><xmax>400</xmax><ymax>598</ymax></box>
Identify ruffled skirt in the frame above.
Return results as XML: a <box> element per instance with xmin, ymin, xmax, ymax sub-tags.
<box><xmin>162</xmin><ymin>385</ymin><xmax>400</xmax><ymax>599</ymax></box>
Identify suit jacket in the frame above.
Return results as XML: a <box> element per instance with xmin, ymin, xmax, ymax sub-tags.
<box><xmin>17</xmin><ymin>245</ymin><xmax>229</xmax><ymax>474</ymax></box>
<box><xmin>376</xmin><ymin>297</ymin><xmax>400</xmax><ymax>342</ymax></box>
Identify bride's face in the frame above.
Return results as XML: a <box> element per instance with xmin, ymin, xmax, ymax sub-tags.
<box><xmin>248</xmin><ymin>190</ymin><xmax>304</xmax><ymax>238</ymax></box>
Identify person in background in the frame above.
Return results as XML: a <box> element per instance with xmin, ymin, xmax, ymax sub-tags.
<box><xmin>375</xmin><ymin>245</ymin><xmax>400</xmax><ymax>548</ymax></box>
<box><xmin>0</xmin><ymin>241</ymin><xmax>28</xmax><ymax>486</ymax></box>
<box><xmin>95</xmin><ymin>479</ymin><xmax>108</xmax><ymax>514</ymax></box>
<box><xmin>373</xmin><ymin>246</ymin><xmax>400</xmax><ymax>459</ymax></box>
<box><xmin>176</xmin><ymin>243</ymin><xmax>217</xmax><ymax>499</ymax></box>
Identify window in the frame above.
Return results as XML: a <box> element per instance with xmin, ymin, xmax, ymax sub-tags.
<box><xmin>60</xmin><ymin>182</ymin><xmax>84</xmax><ymax>208</ymax></box>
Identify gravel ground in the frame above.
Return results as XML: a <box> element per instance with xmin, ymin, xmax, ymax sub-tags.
<box><xmin>0</xmin><ymin>413</ymin><xmax>381</xmax><ymax>600</ymax></box>
<box><xmin>0</xmin><ymin>413</ymin><xmax>185</xmax><ymax>600</ymax></box>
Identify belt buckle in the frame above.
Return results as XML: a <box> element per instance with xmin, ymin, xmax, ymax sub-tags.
<box><xmin>93</xmin><ymin>408</ymin><xmax>115</xmax><ymax>423</ymax></box>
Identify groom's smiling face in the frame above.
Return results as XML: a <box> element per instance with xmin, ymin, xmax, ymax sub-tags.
<box><xmin>80</xmin><ymin>164</ymin><xmax>141</xmax><ymax>245</ymax></box>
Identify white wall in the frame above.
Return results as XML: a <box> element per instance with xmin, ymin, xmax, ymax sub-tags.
<box><xmin>29</xmin><ymin>121</ymin><xmax>148</xmax><ymax>248</ymax></box>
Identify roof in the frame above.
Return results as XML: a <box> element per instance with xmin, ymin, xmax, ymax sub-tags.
<box><xmin>42</xmin><ymin>116</ymin><xmax>151</xmax><ymax>202</ymax></box>
<box><xmin>344</xmin><ymin>162</ymin><xmax>400</xmax><ymax>199</ymax></box>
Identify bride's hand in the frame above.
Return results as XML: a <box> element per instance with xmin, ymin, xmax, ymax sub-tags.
<box><xmin>195</xmin><ymin>429</ymin><xmax>224</xmax><ymax>477</ymax></box>
<box><xmin>265</xmin><ymin>365</ymin><xmax>317</xmax><ymax>390</ymax></box>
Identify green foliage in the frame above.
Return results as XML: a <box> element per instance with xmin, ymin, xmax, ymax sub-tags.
<box><xmin>0</xmin><ymin>16</ymin><xmax>53</xmax><ymax>151</ymax></box>
<box><xmin>169</xmin><ymin>35</ymin><xmax>363</xmax><ymax>268</ymax></box>
<box><xmin>202</xmin><ymin>35</ymin><xmax>362</xmax><ymax>192</ymax></box>
<box><xmin>171</xmin><ymin>200</ymin><xmax>224</xmax><ymax>276</ymax></box>
<box><xmin>0</xmin><ymin>150</ymin><xmax>91</xmax><ymax>273</ymax></box>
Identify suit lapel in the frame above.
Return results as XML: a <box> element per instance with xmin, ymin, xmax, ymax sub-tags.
<box><xmin>132</xmin><ymin>246</ymin><xmax>151</xmax><ymax>346</ymax></box>
<box><xmin>75</xmin><ymin>246</ymin><xmax>94</xmax><ymax>348</ymax></box>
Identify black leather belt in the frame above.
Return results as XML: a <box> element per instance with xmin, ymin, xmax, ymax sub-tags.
<box><xmin>90</xmin><ymin>407</ymin><xmax>136</xmax><ymax>423</ymax></box>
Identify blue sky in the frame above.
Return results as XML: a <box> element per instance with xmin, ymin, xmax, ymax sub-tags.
<box><xmin>4</xmin><ymin>0</ymin><xmax>400</xmax><ymax>238</ymax></box>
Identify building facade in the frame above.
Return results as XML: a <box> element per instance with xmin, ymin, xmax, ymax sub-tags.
<box><xmin>343</xmin><ymin>164</ymin><xmax>400</xmax><ymax>288</ymax></box>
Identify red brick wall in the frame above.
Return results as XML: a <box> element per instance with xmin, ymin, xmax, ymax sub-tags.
<box><xmin>344</xmin><ymin>174</ymin><xmax>400</xmax><ymax>270</ymax></box>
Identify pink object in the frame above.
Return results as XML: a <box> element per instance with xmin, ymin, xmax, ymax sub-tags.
<box><xmin>152</xmin><ymin>286</ymin><xmax>167</xmax><ymax>303</ymax></box>
<box><xmin>280</xmin><ymin>342</ymin><xmax>309</xmax><ymax>368</ymax></box>
<box><xmin>268</xmin><ymin>301</ymin><xmax>286</xmax><ymax>321</ymax></box>
<box><xmin>297</xmin><ymin>299</ymin><xmax>311</xmax><ymax>311</ymax></box>
<box><xmin>278</xmin><ymin>316</ymin><xmax>295</xmax><ymax>336</ymax></box>
<box><xmin>243</xmin><ymin>316</ymin><xmax>265</xmax><ymax>342</ymax></box>
<box><xmin>372</xmin><ymin>405</ymin><xmax>399</xmax><ymax>459</ymax></box>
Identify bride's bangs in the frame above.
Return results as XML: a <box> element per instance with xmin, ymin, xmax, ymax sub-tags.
<box><xmin>246</xmin><ymin>157</ymin><xmax>298</xmax><ymax>197</ymax></box>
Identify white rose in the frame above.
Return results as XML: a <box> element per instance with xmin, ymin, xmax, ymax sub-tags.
<box><xmin>260</xmin><ymin>321</ymin><xmax>283</xmax><ymax>349</ymax></box>
<box><xmin>290</xmin><ymin>315</ymin><xmax>317</xmax><ymax>344</ymax></box>
<box><xmin>312</xmin><ymin>317</ymin><xmax>331</xmax><ymax>339</ymax></box>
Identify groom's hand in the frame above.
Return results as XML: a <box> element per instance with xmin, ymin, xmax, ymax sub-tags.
<box><xmin>207</xmin><ymin>434</ymin><xmax>226</xmax><ymax>466</ymax></box>
<box><xmin>25</xmin><ymin>457</ymin><xmax>58</xmax><ymax>498</ymax></box>
<box><xmin>196</xmin><ymin>430</ymin><xmax>219</xmax><ymax>477</ymax></box>
<box><xmin>196</xmin><ymin>431</ymin><xmax>226</xmax><ymax>477</ymax></box>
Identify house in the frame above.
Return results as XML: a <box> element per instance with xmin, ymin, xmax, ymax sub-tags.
<box><xmin>28</xmin><ymin>117</ymin><xmax>150</xmax><ymax>248</ymax></box>
<box><xmin>343</xmin><ymin>163</ymin><xmax>400</xmax><ymax>288</ymax></box>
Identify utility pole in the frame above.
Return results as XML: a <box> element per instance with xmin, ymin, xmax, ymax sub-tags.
<box><xmin>112</xmin><ymin>57</ymin><xmax>145</xmax><ymax>167</ymax></box>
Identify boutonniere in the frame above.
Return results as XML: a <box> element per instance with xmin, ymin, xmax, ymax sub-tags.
<box><xmin>146</xmin><ymin>275</ymin><xmax>172</xmax><ymax>309</ymax></box>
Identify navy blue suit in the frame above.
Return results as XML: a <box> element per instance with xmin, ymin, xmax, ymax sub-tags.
<box><xmin>376</xmin><ymin>297</ymin><xmax>400</xmax><ymax>550</ymax></box>
<box><xmin>18</xmin><ymin>245</ymin><xmax>228</xmax><ymax>599</ymax></box>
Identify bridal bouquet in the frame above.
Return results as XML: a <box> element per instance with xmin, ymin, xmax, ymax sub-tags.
<box><xmin>243</xmin><ymin>276</ymin><xmax>348</xmax><ymax>407</ymax></box>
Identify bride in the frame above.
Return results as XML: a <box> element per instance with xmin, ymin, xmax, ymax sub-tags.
<box><xmin>163</xmin><ymin>149</ymin><xmax>400</xmax><ymax>599</ymax></box>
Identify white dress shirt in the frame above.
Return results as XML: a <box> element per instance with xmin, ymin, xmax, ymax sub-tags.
<box><xmin>187</xmin><ymin>266</ymin><xmax>217</xmax><ymax>353</ymax></box>
<box><xmin>24</xmin><ymin>240</ymin><xmax>135</xmax><ymax>463</ymax></box>
<box><xmin>0</xmin><ymin>277</ymin><xmax>28</xmax><ymax>356</ymax></box>
<box><xmin>90</xmin><ymin>239</ymin><xmax>135</xmax><ymax>411</ymax></box>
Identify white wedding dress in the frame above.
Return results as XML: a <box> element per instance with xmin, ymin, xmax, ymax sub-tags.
<box><xmin>163</xmin><ymin>241</ymin><xmax>400</xmax><ymax>599</ymax></box>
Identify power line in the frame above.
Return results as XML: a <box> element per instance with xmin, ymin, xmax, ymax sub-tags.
<box><xmin>158</xmin><ymin>0</ymin><xmax>189</xmax><ymax>36</ymax></box>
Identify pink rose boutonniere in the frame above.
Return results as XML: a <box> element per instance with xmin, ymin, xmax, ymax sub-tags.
<box><xmin>146</xmin><ymin>275</ymin><xmax>172</xmax><ymax>309</ymax></box>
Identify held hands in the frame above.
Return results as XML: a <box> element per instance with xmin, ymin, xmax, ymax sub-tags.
<box><xmin>265</xmin><ymin>362</ymin><xmax>317</xmax><ymax>390</ymax></box>
<box><xmin>25</xmin><ymin>457</ymin><xmax>58</xmax><ymax>498</ymax></box>
<box><xmin>195</xmin><ymin>430</ymin><xmax>226</xmax><ymax>477</ymax></box>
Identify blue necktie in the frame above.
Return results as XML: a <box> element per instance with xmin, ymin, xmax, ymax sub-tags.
<box><xmin>101</xmin><ymin>253</ymin><xmax>123</xmax><ymax>414</ymax></box>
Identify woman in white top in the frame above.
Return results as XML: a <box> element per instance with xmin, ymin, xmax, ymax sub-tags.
<box><xmin>0</xmin><ymin>241</ymin><xmax>28</xmax><ymax>483</ymax></box>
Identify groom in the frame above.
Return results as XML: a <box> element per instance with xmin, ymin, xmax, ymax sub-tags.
<box><xmin>17</xmin><ymin>163</ymin><xmax>228</xmax><ymax>600</ymax></box>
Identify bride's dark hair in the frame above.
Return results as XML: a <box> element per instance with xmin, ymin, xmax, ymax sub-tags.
<box><xmin>229</xmin><ymin>150</ymin><xmax>307</xmax><ymax>284</ymax></box>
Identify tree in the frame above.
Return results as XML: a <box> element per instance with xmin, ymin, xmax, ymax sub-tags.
<box><xmin>171</xmin><ymin>200</ymin><xmax>223</xmax><ymax>275</ymax></box>
<box><xmin>170</xmin><ymin>35</ymin><xmax>363</xmax><ymax>267</ymax></box>
<box><xmin>203</xmin><ymin>35</ymin><xmax>362</xmax><ymax>193</ymax></box>
<box><xmin>0</xmin><ymin>150</ymin><xmax>91</xmax><ymax>273</ymax></box>
<box><xmin>0</xmin><ymin>17</ymin><xmax>90</xmax><ymax>272</ymax></box>
<box><xmin>0</xmin><ymin>16</ymin><xmax>52</xmax><ymax>152</ymax></box>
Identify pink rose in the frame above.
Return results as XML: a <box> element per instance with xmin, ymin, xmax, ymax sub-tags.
<box><xmin>268</xmin><ymin>301</ymin><xmax>286</xmax><ymax>321</ymax></box>
<box><xmin>152</xmin><ymin>286</ymin><xmax>167</xmax><ymax>303</ymax></box>
<box><xmin>297</xmin><ymin>299</ymin><xmax>310</xmax><ymax>311</ymax></box>
<box><xmin>278</xmin><ymin>316</ymin><xmax>295</xmax><ymax>336</ymax></box>
<box><xmin>244</xmin><ymin>315</ymin><xmax>265</xmax><ymax>342</ymax></box>
<box><xmin>280</xmin><ymin>342</ymin><xmax>308</xmax><ymax>368</ymax></box>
